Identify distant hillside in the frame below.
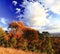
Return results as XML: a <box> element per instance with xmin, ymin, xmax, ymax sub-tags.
<box><xmin>50</xmin><ymin>33</ymin><xmax>60</xmax><ymax>37</ymax></box>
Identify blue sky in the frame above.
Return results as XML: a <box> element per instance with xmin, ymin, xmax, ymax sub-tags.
<box><xmin>0</xmin><ymin>0</ymin><xmax>60</xmax><ymax>33</ymax></box>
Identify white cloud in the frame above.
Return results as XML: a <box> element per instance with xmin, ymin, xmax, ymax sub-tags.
<box><xmin>24</xmin><ymin>1</ymin><xmax>50</xmax><ymax>27</ymax></box>
<box><xmin>42</xmin><ymin>0</ymin><xmax>60</xmax><ymax>14</ymax></box>
<box><xmin>51</xmin><ymin>4</ymin><xmax>60</xmax><ymax>14</ymax></box>
<box><xmin>31</xmin><ymin>23</ymin><xmax>60</xmax><ymax>33</ymax></box>
<box><xmin>16</xmin><ymin>8</ymin><xmax>21</xmax><ymax>13</ymax></box>
<box><xmin>46</xmin><ymin>26</ymin><xmax>60</xmax><ymax>33</ymax></box>
<box><xmin>0</xmin><ymin>18</ymin><xmax>7</xmax><ymax>24</ymax></box>
<box><xmin>12</xmin><ymin>1</ymin><xmax>17</xmax><ymax>6</ymax></box>
<box><xmin>23</xmin><ymin>0</ymin><xmax>29</xmax><ymax>6</ymax></box>
<box><xmin>17</xmin><ymin>15</ymin><xmax>23</xmax><ymax>18</ymax></box>
<box><xmin>3</xmin><ymin>27</ymin><xmax>7</xmax><ymax>31</ymax></box>
<box><xmin>41</xmin><ymin>20</ymin><xmax>60</xmax><ymax>33</ymax></box>
<box><xmin>43</xmin><ymin>0</ymin><xmax>55</xmax><ymax>4</ymax></box>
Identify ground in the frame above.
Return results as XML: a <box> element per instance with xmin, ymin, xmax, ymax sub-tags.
<box><xmin>0</xmin><ymin>47</ymin><xmax>44</xmax><ymax>54</ymax></box>
<box><xmin>0</xmin><ymin>47</ymin><xmax>47</xmax><ymax>54</ymax></box>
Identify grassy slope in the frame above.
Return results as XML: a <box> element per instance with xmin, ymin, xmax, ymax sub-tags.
<box><xmin>0</xmin><ymin>47</ymin><xmax>47</xmax><ymax>54</ymax></box>
<box><xmin>0</xmin><ymin>47</ymin><xmax>38</xmax><ymax>54</ymax></box>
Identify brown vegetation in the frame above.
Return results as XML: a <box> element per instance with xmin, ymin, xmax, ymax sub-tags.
<box><xmin>0</xmin><ymin>47</ymin><xmax>38</xmax><ymax>54</ymax></box>
<box><xmin>0</xmin><ymin>21</ymin><xmax>60</xmax><ymax>54</ymax></box>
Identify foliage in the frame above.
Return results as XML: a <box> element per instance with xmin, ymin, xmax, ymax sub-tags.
<box><xmin>0</xmin><ymin>22</ymin><xmax>59</xmax><ymax>54</ymax></box>
<box><xmin>0</xmin><ymin>27</ymin><xmax>5</xmax><ymax>36</ymax></box>
<box><xmin>0</xmin><ymin>27</ymin><xmax>5</xmax><ymax>46</ymax></box>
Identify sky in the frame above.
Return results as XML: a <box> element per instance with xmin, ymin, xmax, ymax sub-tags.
<box><xmin>0</xmin><ymin>0</ymin><xmax>60</xmax><ymax>33</ymax></box>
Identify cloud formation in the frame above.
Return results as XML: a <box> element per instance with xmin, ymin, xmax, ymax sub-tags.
<box><xmin>42</xmin><ymin>0</ymin><xmax>60</xmax><ymax>14</ymax></box>
<box><xmin>0</xmin><ymin>18</ymin><xmax>9</xmax><ymax>30</ymax></box>
<box><xmin>12</xmin><ymin>1</ymin><xmax>17</xmax><ymax>6</ymax></box>
<box><xmin>0</xmin><ymin>18</ymin><xmax>7</xmax><ymax>24</ymax></box>
<box><xmin>13</xmin><ymin>0</ymin><xmax>60</xmax><ymax>33</ymax></box>
<box><xmin>23</xmin><ymin>1</ymin><xmax>50</xmax><ymax>27</ymax></box>
<box><xmin>16</xmin><ymin>8</ymin><xmax>21</xmax><ymax>13</ymax></box>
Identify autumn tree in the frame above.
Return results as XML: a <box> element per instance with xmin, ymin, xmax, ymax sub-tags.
<box><xmin>0</xmin><ymin>27</ymin><xmax>6</xmax><ymax>46</ymax></box>
<box><xmin>8</xmin><ymin>21</ymin><xmax>25</xmax><ymax>39</ymax></box>
<box><xmin>0</xmin><ymin>27</ymin><xmax>4</xmax><ymax>36</ymax></box>
<box><xmin>6</xmin><ymin>21</ymin><xmax>25</xmax><ymax>49</ymax></box>
<box><xmin>22</xmin><ymin>27</ymin><xmax>39</xmax><ymax>51</ymax></box>
<box><xmin>22</xmin><ymin>28</ymin><xmax>39</xmax><ymax>42</ymax></box>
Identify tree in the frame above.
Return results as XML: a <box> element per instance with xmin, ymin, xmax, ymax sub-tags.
<box><xmin>0</xmin><ymin>27</ymin><xmax>6</xmax><ymax>46</ymax></box>
<box><xmin>42</xmin><ymin>31</ymin><xmax>50</xmax><ymax>36</ymax></box>
<box><xmin>8</xmin><ymin>21</ymin><xmax>24</xmax><ymax>39</ymax></box>
<box><xmin>23</xmin><ymin>28</ymin><xmax>39</xmax><ymax>42</ymax></box>
<box><xmin>0</xmin><ymin>27</ymin><xmax>5</xmax><ymax>36</ymax></box>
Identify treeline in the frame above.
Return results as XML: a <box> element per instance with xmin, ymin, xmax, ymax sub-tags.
<box><xmin>0</xmin><ymin>21</ymin><xmax>58</xmax><ymax>54</ymax></box>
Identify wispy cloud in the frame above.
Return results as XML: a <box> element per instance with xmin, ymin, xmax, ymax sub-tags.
<box><xmin>0</xmin><ymin>18</ymin><xmax>9</xmax><ymax>30</ymax></box>
<box><xmin>0</xmin><ymin>18</ymin><xmax>7</xmax><ymax>24</ymax></box>
<box><xmin>42</xmin><ymin>0</ymin><xmax>60</xmax><ymax>14</ymax></box>
<box><xmin>16</xmin><ymin>8</ymin><xmax>21</xmax><ymax>13</ymax></box>
<box><xmin>12</xmin><ymin>0</ymin><xmax>17</xmax><ymax>6</ymax></box>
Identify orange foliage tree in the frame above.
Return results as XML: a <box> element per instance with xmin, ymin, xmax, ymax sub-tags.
<box><xmin>22</xmin><ymin>27</ymin><xmax>39</xmax><ymax>42</ymax></box>
<box><xmin>8</xmin><ymin>21</ymin><xmax>25</xmax><ymax>39</ymax></box>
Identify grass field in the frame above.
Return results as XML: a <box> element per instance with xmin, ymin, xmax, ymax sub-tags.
<box><xmin>0</xmin><ymin>47</ymin><xmax>47</xmax><ymax>54</ymax></box>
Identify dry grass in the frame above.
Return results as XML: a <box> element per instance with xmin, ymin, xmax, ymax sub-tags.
<box><xmin>0</xmin><ymin>47</ymin><xmax>47</xmax><ymax>54</ymax></box>
<box><xmin>0</xmin><ymin>47</ymin><xmax>40</xmax><ymax>54</ymax></box>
